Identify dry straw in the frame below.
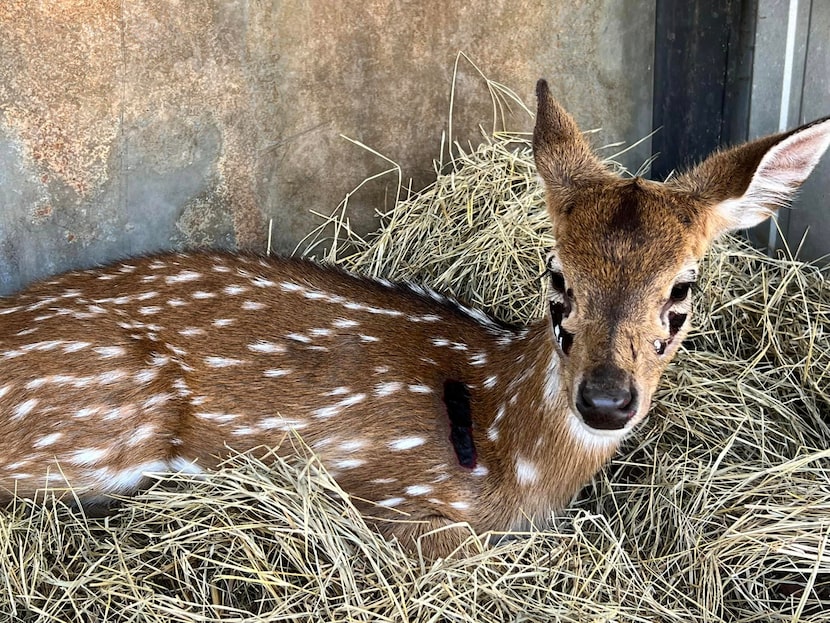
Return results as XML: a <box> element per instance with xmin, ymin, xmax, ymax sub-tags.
<box><xmin>2</xmin><ymin>74</ymin><xmax>829</xmax><ymax>621</ymax></box>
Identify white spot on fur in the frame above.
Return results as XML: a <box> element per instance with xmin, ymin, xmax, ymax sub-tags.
<box><xmin>204</xmin><ymin>356</ymin><xmax>245</xmax><ymax>368</ymax></box>
<box><xmin>303</xmin><ymin>290</ymin><xmax>331</xmax><ymax>301</ymax></box>
<box><xmin>127</xmin><ymin>424</ymin><xmax>156</xmax><ymax>446</ymax></box>
<box><xmin>251</xmin><ymin>277</ymin><xmax>276</xmax><ymax>288</ymax></box>
<box><xmin>259</xmin><ymin>417</ymin><xmax>307</xmax><ymax>431</ymax></box>
<box><xmin>173</xmin><ymin>378</ymin><xmax>191</xmax><ymax>397</ymax></box>
<box><xmin>213</xmin><ymin>318</ymin><xmax>235</xmax><ymax>327</ymax></box>
<box><xmin>333</xmin><ymin>458</ymin><xmax>365</xmax><ymax>470</ymax></box>
<box><xmin>389</xmin><ymin>437</ymin><xmax>425</xmax><ymax>451</ymax></box>
<box><xmin>264</xmin><ymin>368</ymin><xmax>292</xmax><ymax>378</ymax></box>
<box><xmin>405</xmin><ymin>484</ymin><xmax>432</xmax><ymax>496</ymax></box>
<box><xmin>134</xmin><ymin>369</ymin><xmax>159</xmax><ymax>384</ymax></box>
<box><xmin>25</xmin><ymin>377</ymin><xmax>48</xmax><ymax>390</ymax></box>
<box><xmin>286</xmin><ymin>333</ymin><xmax>311</xmax><ymax>343</ymax></box>
<box><xmin>324</xmin><ymin>386</ymin><xmax>351</xmax><ymax>396</ymax></box>
<box><xmin>469</xmin><ymin>352</ymin><xmax>488</xmax><ymax>366</ymax></box>
<box><xmin>371</xmin><ymin>477</ymin><xmax>397</xmax><ymax>485</ymax></box>
<box><xmin>411</xmin><ymin>314</ymin><xmax>442</xmax><ymax>323</ymax></box>
<box><xmin>408</xmin><ymin>384</ymin><xmax>433</xmax><ymax>394</ymax></box>
<box><xmin>483</xmin><ymin>375</ymin><xmax>498</xmax><ymax>389</ymax></box>
<box><xmin>495</xmin><ymin>404</ymin><xmax>506</xmax><ymax>423</ymax></box>
<box><xmin>374</xmin><ymin>381</ymin><xmax>403</xmax><ymax>397</ymax></box>
<box><xmin>487</xmin><ymin>425</ymin><xmax>499</xmax><ymax>442</ymax></box>
<box><xmin>248</xmin><ymin>340</ymin><xmax>285</xmax><ymax>354</ymax></box>
<box><xmin>108</xmin><ymin>370</ymin><xmax>137</xmax><ymax>386</ymax></box>
<box><xmin>377</xmin><ymin>497</ymin><xmax>405</xmax><ymax>508</ymax></box>
<box><xmin>195</xmin><ymin>412</ymin><xmax>239</xmax><ymax>423</ymax></box>
<box><xmin>333</xmin><ymin>318</ymin><xmax>359</xmax><ymax>329</ymax></box>
<box><xmin>13</xmin><ymin>399</ymin><xmax>38</xmax><ymax>420</ymax></box>
<box><xmin>309</xmin><ymin>328</ymin><xmax>333</xmax><ymax>337</ymax></box>
<box><xmin>70</xmin><ymin>448</ymin><xmax>111</xmax><ymax>466</ymax></box>
<box><xmin>515</xmin><ymin>457</ymin><xmax>539</xmax><ymax>487</ymax></box>
<box><xmin>180</xmin><ymin>327</ymin><xmax>205</xmax><ymax>337</ymax></box>
<box><xmin>449</xmin><ymin>501</ymin><xmax>470</xmax><ymax>511</ymax></box>
<box><xmin>74</xmin><ymin>407</ymin><xmax>99</xmax><ymax>419</ymax></box>
<box><xmin>472</xmin><ymin>465</ymin><xmax>489</xmax><ymax>477</ymax></box>
<box><xmin>339</xmin><ymin>440</ymin><xmax>366</xmax><ymax>453</ymax></box>
<box><xmin>165</xmin><ymin>271</ymin><xmax>202</xmax><ymax>284</ymax></box>
<box><xmin>34</xmin><ymin>432</ymin><xmax>63</xmax><ymax>448</ymax></box>
<box><xmin>192</xmin><ymin>291</ymin><xmax>216</xmax><ymax>299</ymax></box>
<box><xmin>311</xmin><ymin>393</ymin><xmax>366</xmax><ymax>419</ymax></box>
<box><xmin>241</xmin><ymin>300</ymin><xmax>266</xmax><ymax>311</ymax></box>
<box><xmin>223</xmin><ymin>284</ymin><xmax>248</xmax><ymax>295</ymax></box>
<box><xmin>232</xmin><ymin>426</ymin><xmax>259</xmax><ymax>436</ymax></box>
<box><xmin>359</xmin><ymin>334</ymin><xmax>380</xmax><ymax>343</ymax></box>
<box><xmin>143</xmin><ymin>393</ymin><xmax>172</xmax><ymax>410</ymax></box>
<box><xmin>167</xmin><ymin>298</ymin><xmax>188</xmax><ymax>307</ymax></box>
<box><xmin>151</xmin><ymin>354</ymin><xmax>170</xmax><ymax>367</ymax></box>
<box><xmin>94</xmin><ymin>346</ymin><xmax>126</xmax><ymax>359</ymax></box>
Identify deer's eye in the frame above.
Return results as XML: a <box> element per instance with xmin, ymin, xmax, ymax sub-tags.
<box><xmin>549</xmin><ymin>270</ymin><xmax>566</xmax><ymax>293</ymax></box>
<box><xmin>669</xmin><ymin>281</ymin><xmax>693</xmax><ymax>303</ymax></box>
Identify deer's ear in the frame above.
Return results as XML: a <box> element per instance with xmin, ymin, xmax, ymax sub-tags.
<box><xmin>533</xmin><ymin>80</ymin><xmax>609</xmax><ymax>216</ymax></box>
<box><xmin>671</xmin><ymin>117</ymin><xmax>830</xmax><ymax>238</ymax></box>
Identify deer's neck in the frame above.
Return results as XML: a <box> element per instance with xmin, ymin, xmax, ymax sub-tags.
<box><xmin>476</xmin><ymin>320</ymin><xmax>621</xmax><ymax>528</ymax></box>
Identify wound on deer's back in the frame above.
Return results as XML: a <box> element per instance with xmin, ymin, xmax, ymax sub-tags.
<box><xmin>443</xmin><ymin>380</ymin><xmax>476</xmax><ymax>468</ymax></box>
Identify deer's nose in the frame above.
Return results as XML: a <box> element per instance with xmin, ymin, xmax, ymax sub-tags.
<box><xmin>575</xmin><ymin>369</ymin><xmax>637</xmax><ymax>430</ymax></box>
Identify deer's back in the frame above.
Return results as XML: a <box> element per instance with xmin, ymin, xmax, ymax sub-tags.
<box><xmin>0</xmin><ymin>253</ymin><xmax>516</xmax><ymax>526</ymax></box>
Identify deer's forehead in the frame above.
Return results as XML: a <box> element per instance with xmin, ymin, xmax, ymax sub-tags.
<box><xmin>552</xmin><ymin>183</ymin><xmax>702</xmax><ymax>287</ymax></box>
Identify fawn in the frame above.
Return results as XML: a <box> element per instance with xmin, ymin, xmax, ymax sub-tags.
<box><xmin>1</xmin><ymin>81</ymin><xmax>829</xmax><ymax>558</ymax></box>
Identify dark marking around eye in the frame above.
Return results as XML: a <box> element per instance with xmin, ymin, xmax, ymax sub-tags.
<box><xmin>548</xmin><ymin>270</ymin><xmax>566</xmax><ymax>293</ymax></box>
<box><xmin>670</xmin><ymin>282</ymin><xmax>692</xmax><ymax>302</ymax></box>
<box><xmin>550</xmin><ymin>301</ymin><xmax>574</xmax><ymax>355</ymax></box>
<box><xmin>444</xmin><ymin>380</ymin><xmax>476</xmax><ymax>468</ymax></box>
<box><xmin>668</xmin><ymin>312</ymin><xmax>687</xmax><ymax>337</ymax></box>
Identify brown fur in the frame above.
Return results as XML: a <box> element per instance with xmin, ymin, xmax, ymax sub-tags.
<box><xmin>1</xmin><ymin>81</ymin><xmax>828</xmax><ymax>559</ymax></box>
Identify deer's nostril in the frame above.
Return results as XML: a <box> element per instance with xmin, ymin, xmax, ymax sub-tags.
<box><xmin>580</xmin><ymin>384</ymin><xmax>632</xmax><ymax>411</ymax></box>
<box><xmin>575</xmin><ymin>373</ymin><xmax>637</xmax><ymax>430</ymax></box>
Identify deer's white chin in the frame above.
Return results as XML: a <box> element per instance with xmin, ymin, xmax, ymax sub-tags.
<box><xmin>566</xmin><ymin>410</ymin><xmax>639</xmax><ymax>451</ymax></box>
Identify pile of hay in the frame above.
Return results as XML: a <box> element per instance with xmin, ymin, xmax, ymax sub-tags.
<box><xmin>2</xmin><ymin>132</ymin><xmax>829</xmax><ymax>621</ymax></box>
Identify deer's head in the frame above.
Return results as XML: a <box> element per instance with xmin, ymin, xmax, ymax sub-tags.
<box><xmin>533</xmin><ymin>79</ymin><xmax>830</xmax><ymax>439</ymax></box>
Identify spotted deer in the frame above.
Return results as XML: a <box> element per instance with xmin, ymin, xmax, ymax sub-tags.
<box><xmin>1</xmin><ymin>81</ymin><xmax>829</xmax><ymax>558</ymax></box>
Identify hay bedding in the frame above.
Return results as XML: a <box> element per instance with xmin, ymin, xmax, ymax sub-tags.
<box><xmin>1</xmin><ymin>128</ymin><xmax>829</xmax><ymax>622</ymax></box>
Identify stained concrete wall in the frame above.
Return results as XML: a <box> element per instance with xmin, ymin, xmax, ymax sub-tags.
<box><xmin>0</xmin><ymin>1</ymin><xmax>655</xmax><ymax>294</ymax></box>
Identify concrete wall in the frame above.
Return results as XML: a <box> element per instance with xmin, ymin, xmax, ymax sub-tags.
<box><xmin>749</xmin><ymin>0</ymin><xmax>830</xmax><ymax>262</ymax></box>
<box><xmin>0</xmin><ymin>1</ymin><xmax>655</xmax><ymax>294</ymax></box>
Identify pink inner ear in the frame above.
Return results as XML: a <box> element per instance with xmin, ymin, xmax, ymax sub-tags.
<box><xmin>755</xmin><ymin>121</ymin><xmax>830</xmax><ymax>189</ymax></box>
<box><xmin>712</xmin><ymin>120</ymin><xmax>830</xmax><ymax>235</ymax></box>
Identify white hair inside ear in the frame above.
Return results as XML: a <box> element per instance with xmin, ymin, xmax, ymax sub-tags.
<box><xmin>716</xmin><ymin>119</ymin><xmax>830</xmax><ymax>232</ymax></box>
